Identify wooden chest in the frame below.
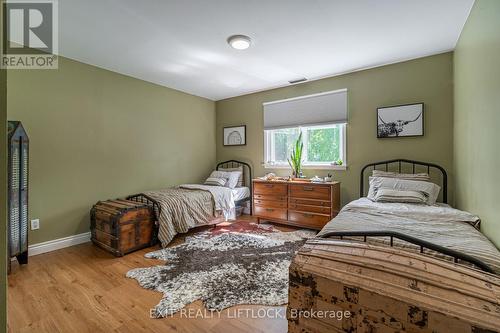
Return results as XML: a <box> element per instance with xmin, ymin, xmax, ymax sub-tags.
<box><xmin>90</xmin><ymin>199</ymin><xmax>157</xmax><ymax>256</ymax></box>
<box><xmin>288</xmin><ymin>239</ymin><xmax>500</xmax><ymax>333</ymax></box>
<box><xmin>252</xmin><ymin>180</ymin><xmax>340</xmax><ymax>229</ymax></box>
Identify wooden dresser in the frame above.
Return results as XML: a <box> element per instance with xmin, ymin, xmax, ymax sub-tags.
<box><xmin>252</xmin><ymin>179</ymin><xmax>340</xmax><ymax>230</ymax></box>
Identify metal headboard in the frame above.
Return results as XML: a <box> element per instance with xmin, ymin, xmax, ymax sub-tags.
<box><xmin>360</xmin><ymin>159</ymin><xmax>448</xmax><ymax>203</ymax></box>
<box><xmin>216</xmin><ymin>159</ymin><xmax>253</xmax><ymax>214</ymax></box>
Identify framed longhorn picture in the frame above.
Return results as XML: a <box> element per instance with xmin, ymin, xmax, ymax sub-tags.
<box><xmin>377</xmin><ymin>103</ymin><xmax>424</xmax><ymax>138</ymax></box>
<box><xmin>223</xmin><ymin>125</ymin><xmax>246</xmax><ymax>146</ymax></box>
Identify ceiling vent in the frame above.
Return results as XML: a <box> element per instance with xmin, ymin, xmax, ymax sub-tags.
<box><xmin>288</xmin><ymin>77</ymin><xmax>308</xmax><ymax>84</ymax></box>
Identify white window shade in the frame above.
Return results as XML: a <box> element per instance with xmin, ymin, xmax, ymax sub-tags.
<box><xmin>263</xmin><ymin>89</ymin><xmax>348</xmax><ymax>130</ymax></box>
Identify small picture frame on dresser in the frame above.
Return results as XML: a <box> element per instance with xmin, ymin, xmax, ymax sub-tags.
<box><xmin>223</xmin><ymin>125</ymin><xmax>246</xmax><ymax>146</ymax></box>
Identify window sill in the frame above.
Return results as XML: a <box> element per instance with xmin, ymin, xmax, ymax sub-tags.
<box><xmin>263</xmin><ymin>164</ymin><xmax>347</xmax><ymax>171</ymax></box>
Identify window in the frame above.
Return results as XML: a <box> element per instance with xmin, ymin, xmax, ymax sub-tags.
<box><xmin>262</xmin><ymin>88</ymin><xmax>348</xmax><ymax>169</ymax></box>
<box><xmin>264</xmin><ymin>123</ymin><xmax>346</xmax><ymax>169</ymax></box>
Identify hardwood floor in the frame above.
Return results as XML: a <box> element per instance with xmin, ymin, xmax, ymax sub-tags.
<box><xmin>8</xmin><ymin>217</ymin><xmax>299</xmax><ymax>333</ymax></box>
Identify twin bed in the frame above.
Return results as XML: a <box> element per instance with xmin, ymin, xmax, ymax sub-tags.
<box><xmin>290</xmin><ymin>159</ymin><xmax>500</xmax><ymax>333</ymax></box>
<box><xmin>127</xmin><ymin>160</ymin><xmax>252</xmax><ymax>246</ymax></box>
<box><xmin>318</xmin><ymin>159</ymin><xmax>500</xmax><ymax>274</ymax></box>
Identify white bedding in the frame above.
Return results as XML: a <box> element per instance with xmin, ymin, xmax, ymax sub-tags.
<box><xmin>318</xmin><ymin>198</ymin><xmax>500</xmax><ymax>274</ymax></box>
<box><xmin>179</xmin><ymin>185</ymin><xmax>249</xmax><ymax>208</ymax></box>
<box><xmin>232</xmin><ymin>186</ymin><xmax>250</xmax><ymax>201</ymax></box>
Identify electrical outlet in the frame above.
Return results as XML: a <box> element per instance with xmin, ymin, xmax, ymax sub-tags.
<box><xmin>31</xmin><ymin>219</ymin><xmax>40</xmax><ymax>230</ymax></box>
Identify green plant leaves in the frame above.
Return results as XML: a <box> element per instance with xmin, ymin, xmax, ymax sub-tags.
<box><xmin>288</xmin><ymin>132</ymin><xmax>303</xmax><ymax>176</ymax></box>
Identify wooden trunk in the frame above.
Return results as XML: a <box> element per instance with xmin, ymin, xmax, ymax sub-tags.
<box><xmin>288</xmin><ymin>239</ymin><xmax>500</xmax><ymax>333</ymax></box>
<box><xmin>252</xmin><ymin>180</ymin><xmax>340</xmax><ymax>230</ymax></box>
<box><xmin>90</xmin><ymin>199</ymin><xmax>156</xmax><ymax>256</ymax></box>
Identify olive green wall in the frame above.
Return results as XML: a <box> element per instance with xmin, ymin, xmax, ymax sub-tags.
<box><xmin>454</xmin><ymin>0</ymin><xmax>500</xmax><ymax>247</ymax></box>
<box><xmin>216</xmin><ymin>53</ymin><xmax>454</xmax><ymax>205</ymax></box>
<box><xmin>0</xmin><ymin>3</ymin><xmax>7</xmax><ymax>331</ymax></box>
<box><xmin>7</xmin><ymin>56</ymin><xmax>216</xmax><ymax>244</ymax></box>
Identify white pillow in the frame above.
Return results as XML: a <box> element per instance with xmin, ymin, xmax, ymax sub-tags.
<box><xmin>373</xmin><ymin>188</ymin><xmax>427</xmax><ymax>204</ymax></box>
<box><xmin>218</xmin><ymin>166</ymin><xmax>244</xmax><ymax>187</ymax></box>
<box><xmin>225</xmin><ymin>171</ymin><xmax>241</xmax><ymax>189</ymax></box>
<box><xmin>367</xmin><ymin>176</ymin><xmax>441</xmax><ymax>205</ymax></box>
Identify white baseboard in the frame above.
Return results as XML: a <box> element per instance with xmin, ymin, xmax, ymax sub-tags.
<box><xmin>28</xmin><ymin>232</ymin><xmax>91</xmax><ymax>257</ymax></box>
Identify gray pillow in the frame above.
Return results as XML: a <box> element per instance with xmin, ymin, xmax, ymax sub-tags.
<box><xmin>368</xmin><ymin>176</ymin><xmax>441</xmax><ymax>205</ymax></box>
<box><xmin>204</xmin><ymin>171</ymin><xmax>229</xmax><ymax>187</ymax></box>
<box><xmin>204</xmin><ymin>177</ymin><xmax>227</xmax><ymax>187</ymax></box>
<box><xmin>372</xmin><ymin>170</ymin><xmax>430</xmax><ymax>181</ymax></box>
<box><xmin>373</xmin><ymin>188</ymin><xmax>427</xmax><ymax>204</ymax></box>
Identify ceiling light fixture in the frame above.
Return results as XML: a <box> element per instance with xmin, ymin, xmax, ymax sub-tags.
<box><xmin>227</xmin><ymin>35</ymin><xmax>252</xmax><ymax>50</ymax></box>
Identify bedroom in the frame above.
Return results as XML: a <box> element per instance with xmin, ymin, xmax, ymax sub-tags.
<box><xmin>0</xmin><ymin>0</ymin><xmax>499</xmax><ymax>332</ymax></box>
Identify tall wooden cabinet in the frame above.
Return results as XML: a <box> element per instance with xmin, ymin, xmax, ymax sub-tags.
<box><xmin>252</xmin><ymin>179</ymin><xmax>340</xmax><ymax>230</ymax></box>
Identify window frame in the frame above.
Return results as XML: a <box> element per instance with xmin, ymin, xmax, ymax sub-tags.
<box><xmin>264</xmin><ymin>123</ymin><xmax>347</xmax><ymax>170</ymax></box>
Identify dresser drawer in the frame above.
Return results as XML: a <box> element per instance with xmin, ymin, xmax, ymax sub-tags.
<box><xmin>289</xmin><ymin>198</ymin><xmax>331</xmax><ymax>207</ymax></box>
<box><xmin>289</xmin><ymin>203</ymin><xmax>330</xmax><ymax>214</ymax></box>
<box><xmin>253</xmin><ymin>194</ymin><xmax>287</xmax><ymax>202</ymax></box>
<box><xmin>289</xmin><ymin>184</ymin><xmax>331</xmax><ymax>200</ymax></box>
<box><xmin>288</xmin><ymin>211</ymin><xmax>331</xmax><ymax>229</ymax></box>
<box><xmin>254</xmin><ymin>199</ymin><xmax>287</xmax><ymax>209</ymax></box>
<box><xmin>254</xmin><ymin>182</ymin><xmax>287</xmax><ymax>195</ymax></box>
<box><xmin>254</xmin><ymin>206</ymin><xmax>287</xmax><ymax>220</ymax></box>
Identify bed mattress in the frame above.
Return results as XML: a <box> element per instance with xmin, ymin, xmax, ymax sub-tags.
<box><xmin>232</xmin><ymin>186</ymin><xmax>250</xmax><ymax>201</ymax></box>
<box><xmin>317</xmin><ymin>198</ymin><xmax>500</xmax><ymax>274</ymax></box>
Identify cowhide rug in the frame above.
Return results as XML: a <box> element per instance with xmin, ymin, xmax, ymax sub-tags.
<box><xmin>126</xmin><ymin>223</ymin><xmax>315</xmax><ymax>318</ymax></box>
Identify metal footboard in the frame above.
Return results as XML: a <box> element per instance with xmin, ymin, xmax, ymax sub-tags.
<box><xmin>126</xmin><ymin>193</ymin><xmax>161</xmax><ymax>221</ymax></box>
<box><xmin>319</xmin><ymin>231</ymin><xmax>495</xmax><ymax>274</ymax></box>
<box><xmin>126</xmin><ymin>193</ymin><xmax>162</xmax><ymax>246</ymax></box>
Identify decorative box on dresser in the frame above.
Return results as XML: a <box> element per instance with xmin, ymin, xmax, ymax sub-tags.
<box><xmin>252</xmin><ymin>179</ymin><xmax>340</xmax><ymax>230</ymax></box>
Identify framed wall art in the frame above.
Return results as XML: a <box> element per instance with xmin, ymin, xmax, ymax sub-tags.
<box><xmin>377</xmin><ymin>103</ymin><xmax>424</xmax><ymax>138</ymax></box>
<box><xmin>223</xmin><ymin>125</ymin><xmax>246</xmax><ymax>146</ymax></box>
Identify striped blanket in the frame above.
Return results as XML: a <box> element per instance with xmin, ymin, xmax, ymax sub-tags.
<box><xmin>143</xmin><ymin>185</ymin><xmax>236</xmax><ymax>247</ymax></box>
<box><xmin>144</xmin><ymin>188</ymin><xmax>214</xmax><ymax>247</ymax></box>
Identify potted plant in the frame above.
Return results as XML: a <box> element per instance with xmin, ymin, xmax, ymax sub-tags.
<box><xmin>288</xmin><ymin>132</ymin><xmax>303</xmax><ymax>178</ymax></box>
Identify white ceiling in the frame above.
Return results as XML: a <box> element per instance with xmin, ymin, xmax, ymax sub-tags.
<box><xmin>59</xmin><ymin>0</ymin><xmax>474</xmax><ymax>101</ymax></box>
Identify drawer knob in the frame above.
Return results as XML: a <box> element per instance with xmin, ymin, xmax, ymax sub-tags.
<box><xmin>265</xmin><ymin>184</ymin><xmax>273</xmax><ymax>188</ymax></box>
<box><xmin>266</xmin><ymin>208</ymin><xmax>274</xmax><ymax>212</ymax></box>
<box><xmin>303</xmin><ymin>186</ymin><xmax>314</xmax><ymax>191</ymax></box>
<box><xmin>303</xmin><ymin>213</ymin><xmax>313</xmax><ymax>218</ymax></box>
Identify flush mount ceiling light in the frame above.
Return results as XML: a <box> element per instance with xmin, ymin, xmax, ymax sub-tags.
<box><xmin>227</xmin><ymin>35</ymin><xmax>252</xmax><ymax>50</ymax></box>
